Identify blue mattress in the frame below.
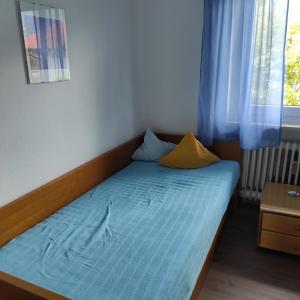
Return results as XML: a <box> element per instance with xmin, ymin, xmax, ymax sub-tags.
<box><xmin>0</xmin><ymin>161</ymin><xmax>239</xmax><ymax>300</ymax></box>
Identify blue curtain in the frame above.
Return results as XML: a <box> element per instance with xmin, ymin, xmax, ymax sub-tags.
<box><xmin>198</xmin><ymin>0</ymin><xmax>289</xmax><ymax>150</ymax></box>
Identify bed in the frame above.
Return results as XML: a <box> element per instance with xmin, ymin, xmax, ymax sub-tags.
<box><xmin>0</xmin><ymin>134</ymin><xmax>240</xmax><ymax>300</ymax></box>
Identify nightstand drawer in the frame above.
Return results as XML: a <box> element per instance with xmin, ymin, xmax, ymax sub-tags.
<box><xmin>260</xmin><ymin>230</ymin><xmax>300</xmax><ymax>256</ymax></box>
<box><xmin>262</xmin><ymin>212</ymin><xmax>300</xmax><ymax>237</ymax></box>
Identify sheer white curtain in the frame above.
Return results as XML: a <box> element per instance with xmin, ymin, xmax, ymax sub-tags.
<box><xmin>198</xmin><ymin>0</ymin><xmax>289</xmax><ymax>149</ymax></box>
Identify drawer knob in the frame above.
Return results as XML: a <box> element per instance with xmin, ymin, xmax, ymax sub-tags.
<box><xmin>291</xmin><ymin>245</ymin><xmax>298</xmax><ymax>250</ymax></box>
<box><xmin>295</xmin><ymin>225</ymin><xmax>300</xmax><ymax>231</ymax></box>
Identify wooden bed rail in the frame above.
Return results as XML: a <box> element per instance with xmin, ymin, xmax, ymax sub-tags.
<box><xmin>0</xmin><ymin>132</ymin><xmax>240</xmax><ymax>300</ymax></box>
<box><xmin>0</xmin><ymin>135</ymin><xmax>143</xmax><ymax>248</ymax></box>
<box><xmin>0</xmin><ymin>272</ymin><xmax>68</xmax><ymax>300</ymax></box>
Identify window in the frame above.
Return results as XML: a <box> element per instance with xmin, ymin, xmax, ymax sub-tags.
<box><xmin>283</xmin><ymin>0</ymin><xmax>300</xmax><ymax>125</ymax></box>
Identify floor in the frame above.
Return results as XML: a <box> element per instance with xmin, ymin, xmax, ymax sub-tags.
<box><xmin>198</xmin><ymin>203</ymin><xmax>300</xmax><ymax>300</ymax></box>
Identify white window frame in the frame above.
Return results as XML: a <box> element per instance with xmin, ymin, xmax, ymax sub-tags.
<box><xmin>283</xmin><ymin>106</ymin><xmax>300</xmax><ymax>126</ymax></box>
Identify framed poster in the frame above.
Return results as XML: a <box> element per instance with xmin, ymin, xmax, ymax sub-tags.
<box><xmin>19</xmin><ymin>1</ymin><xmax>70</xmax><ymax>83</ymax></box>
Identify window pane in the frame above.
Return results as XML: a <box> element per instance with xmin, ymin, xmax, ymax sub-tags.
<box><xmin>284</xmin><ymin>0</ymin><xmax>300</xmax><ymax>106</ymax></box>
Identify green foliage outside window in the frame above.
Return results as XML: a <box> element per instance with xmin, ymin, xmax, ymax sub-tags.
<box><xmin>284</xmin><ymin>24</ymin><xmax>300</xmax><ymax>106</ymax></box>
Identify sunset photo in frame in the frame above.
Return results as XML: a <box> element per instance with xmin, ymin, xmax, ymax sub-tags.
<box><xmin>19</xmin><ymin>1</ymin><xmax>70</xmax><ymax>84</ymax></box>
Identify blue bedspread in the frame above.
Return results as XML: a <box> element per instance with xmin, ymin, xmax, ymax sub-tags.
<box><xmin>0</xmin><ymin>161</ymin><xmax>239</xmax><ymax>300</ymax></box>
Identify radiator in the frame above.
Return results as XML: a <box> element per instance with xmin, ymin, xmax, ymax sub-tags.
<box><xmin>240</xmin><ymin>141</ymin><xmax>300</xmax><ymax>203</ymax></box>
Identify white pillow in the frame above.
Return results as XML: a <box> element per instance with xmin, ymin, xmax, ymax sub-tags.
<box><xmin>132</xmin><ymin>128</ymin><xmax>176</xmax><ymax>161</ymax></box>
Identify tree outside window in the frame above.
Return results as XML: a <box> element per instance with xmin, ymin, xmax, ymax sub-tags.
<box><xmin>284</xmin><ymin>0</ymin><xmax>300</xmax><ymax>106</ymax></box>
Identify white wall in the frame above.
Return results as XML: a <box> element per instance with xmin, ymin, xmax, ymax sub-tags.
<box><xmin>133</xmin><ymin>0</ymin><xmax>204</xmax><ymax>135</ymax></box>
<box><xmin>132</xmin><ymin>0</ymin><xmax>300</xmax><ymax>142</ymax></box>
<box><xmin>4</xmin><ymin>0</ymin><xmax>296</xmax><ymax>208</ymax></box>
<box><xmin>0</xmin><ymin>0</ymin><xmax>141</xmax><ymax>206</ymax></box>
<box><xmin>0</xmin><ymin>0</ymin><xmax>205</xmax><ymax>206</ymax></box>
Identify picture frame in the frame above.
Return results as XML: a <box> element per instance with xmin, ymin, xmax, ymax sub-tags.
<box><xmin>19</xmin><ymin>0</ymin><xmax>70</xmax><ymax>84</ymax></box>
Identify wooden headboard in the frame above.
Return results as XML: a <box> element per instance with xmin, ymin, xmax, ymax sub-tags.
<box><xmin>158</xmin><ymin>133</ymin><xmax>240</xmax><ymax>162</ymax></box>
<box><xmin>0</xmin><ymin>133</ymin><xmax>240</xmax><ymax>248</ymax></box>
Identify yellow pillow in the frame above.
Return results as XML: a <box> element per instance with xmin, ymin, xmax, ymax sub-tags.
<box><xmin>158</xmin><ymin>132</ymin><xmax>220</xmax><ymax>169</ymax></box>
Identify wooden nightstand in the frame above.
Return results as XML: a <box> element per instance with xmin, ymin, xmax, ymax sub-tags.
<box><xmin>258</xmin><ymin>182</ymin><xmax>300</xmax><ymax>256</ymax></box>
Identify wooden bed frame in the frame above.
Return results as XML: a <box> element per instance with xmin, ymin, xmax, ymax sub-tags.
<box><xmin>0</xmin><ymin>133</ymin><xmax>240</xmax><ymax>300</ymax></box>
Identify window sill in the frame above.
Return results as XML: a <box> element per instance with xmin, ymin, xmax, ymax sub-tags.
<box><xmin>283</xmin><ymin>106</ymin><xmax>300</xmax><ymax>127</ymax></box>
<box><xmin>282</xmin><ymin>124</ymin><xmax>300</xmax><ymax>129</ymax></box>
<box><xmin>281</xmin><ymin>124</ymin><xmax>300</xmax><ymax>142</ymax></box>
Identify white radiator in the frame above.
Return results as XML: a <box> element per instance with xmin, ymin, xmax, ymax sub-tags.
<box><xmin>240</xmin><ymin>141</ymin><xmax>300</xmax><ymax>203</ymax></box>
